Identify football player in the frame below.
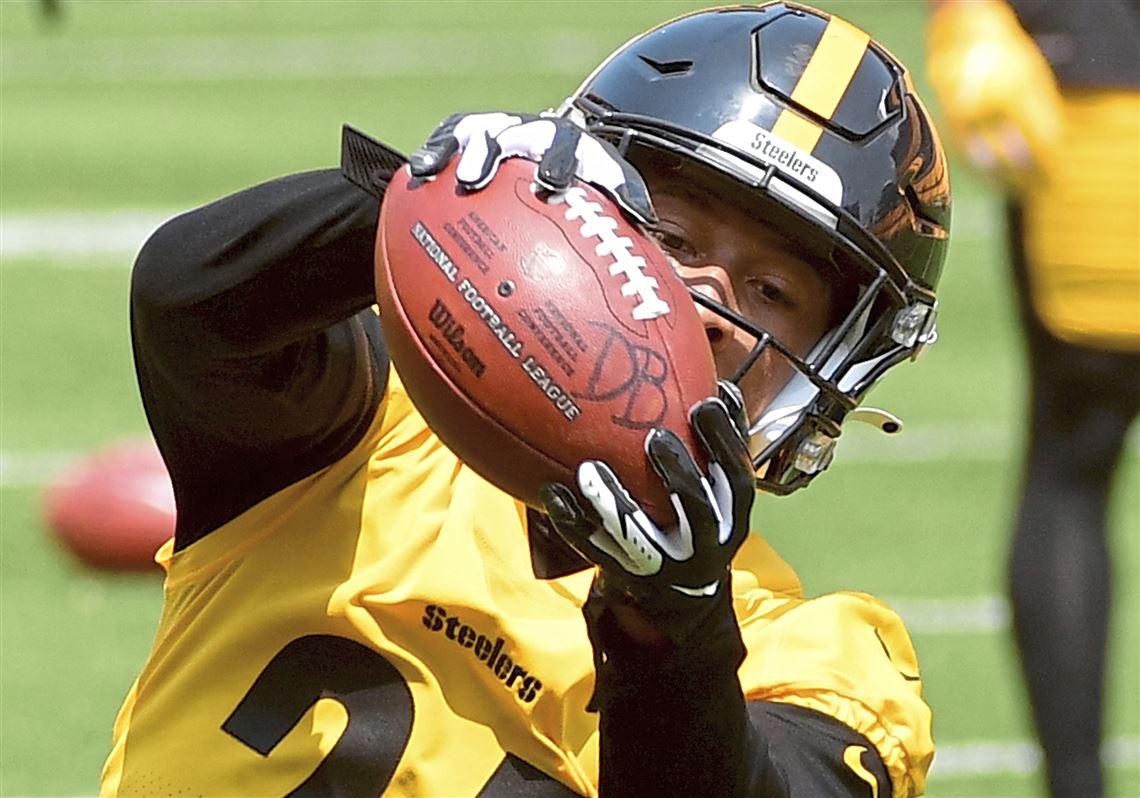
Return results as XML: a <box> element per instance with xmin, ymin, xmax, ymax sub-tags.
<box><xmin>101</xmin><ymin>4</ymin><xmax>949</xmax><ymax>796</ymax></box>
<box><xmin>927</xmin><ymin>2</ymin><xmax>1139</xmax><ymax>795</ymax></box>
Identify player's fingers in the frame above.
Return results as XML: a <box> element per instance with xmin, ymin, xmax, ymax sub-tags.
<box><xmin>577</xmin><ymin>460</ymin><xmax>642</xmax><ymax>527</ymax></box>
<box><xmin>690</xmin><ymin>398</ymin><xmax>753</xmax><ymax>545</ymax></box>
<box><xmin>536</xmin><ymin>122</ymin><xmax>581</xmax><ymax>192</ymax></box>
<box><xmin>451</xmin><ymin>114</ymin><xmax>657</xmax><ymax>223</ymax></box>
<box><xmin>538</xmin><ymin>482</ymin><xmax>597</xmax><ymax>551</ymax></box>
<box><xmin>452</xmin><ymin>112</ymin><xmax>524</xmax><ymax>150</ymax></box>
<box><xmin>611</xmin><ymin>182</ymin><xmax>657</xmax><ymax>226</ymax></box>
<box><xmin>577</xmin><ymin>460</ymin><xmax>664</xmax><ymax>578</ymax></box>
<box><xmin>573</xmin><ymin>134</ymin><xmax>657</xmax><ymax>225</ymax></box>
<box><xmin>966</xmin><ymin>122</ymin><xmax>1044</xmax><ymax>190</ymax></box>
<box><xmin>994</xmin><ymin>122</ymin><xmax>1033</xmax><ymax>171</ymax></box>
<box><xmin>407</xmin><ymin>112</ymin><xmax>466</xmax><ymax>177</ymax></box>
<box><xmin>453</xmin><ymin>113</ymin><xmax>527</xmax><ymax>189</ymax></box>
<box><xmin>644</xmin><ymin>428</ymin><xmax>705</xmax><ymax>510</ymax></box>
<box><xmin>644</xmin><ymin>428</ymin><xmax>720</xmax><ymax>553</ymax></box>
<box><xmin>456</xmin><ymin>117</ymin><xmax>553</xmax><ymax>189</ymax></box>
<box><xmin>691</xmin><ymin>398</ymin><xmax>750</xmax><ymax>469</ymax></box>
<box><xmin>541</xmin><ymin>483</ymin><xmax>635</xmax><ymax>576</ymax></box>
<box><xmin>715</xmin><ymin>380</ymin><xmax>749</xmax><ymax>440</ymax></box>
<box><xmin>455</xmin><ymin>133</ymin><xmax>505</xmax><ymax>190</ymax></box>
<box><xmin>963</xmin><ymin>129</ymin><xmax>1000</xmax><ymax>173</ymax></box>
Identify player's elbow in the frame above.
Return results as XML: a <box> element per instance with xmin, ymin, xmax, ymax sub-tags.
<box><xmin>130</xmin><ymin>212</ymin><xmax>204</xmax><ymax>326</ymax></box>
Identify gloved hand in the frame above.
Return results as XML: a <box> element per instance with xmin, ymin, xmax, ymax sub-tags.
<box><xmin>407</xmin><ymin>111</ymin><xmax>656</xmax><ymax>225</ymax></box>
<box><xmin>540</xmin><ymin>382</ymin><xmax>754</xmax><ymax>644</ymax></box>
<box><xmin>926</xmin><ymin>0</ymin><xmax>1063</xmax><ymax>191</ymax></box>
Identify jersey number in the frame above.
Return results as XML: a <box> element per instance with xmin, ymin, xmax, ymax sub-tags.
<box><xmin>222</xmin><ymin>635</ymin><xmax>411</xmax><ymax>796</ymax></box>
<box><xmin>224</xmin><ymin>634</ymin><xmax>577</xmax><ymax>796</ymax></box>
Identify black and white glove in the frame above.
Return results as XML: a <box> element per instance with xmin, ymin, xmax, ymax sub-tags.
<box><xmin>540</xmin><ymin>382</ymin><xmax>755</xmax><ymax>644</ymax></box>
<box><xmin>407</xmin><ymin>111</ymin><xmax>656</xmax><ymax>225</ymax></box>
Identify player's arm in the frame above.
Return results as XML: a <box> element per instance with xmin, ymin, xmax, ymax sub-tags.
<box><xmin>571</xmin><ymin>599</ymin><xmax>894</xmax><ymax>796</ymax></box>
<box><xmin>925</xmin><ymin>0</ymin><xmax>1063</xmax><ymax>191</ymax></box>
<box><xmin>131</xmin><ymin>135</ymin><xmax>405</xmax><ymax>548</ymax></box>
<box><xmin>541</xmin><ymin>386</ymin><xmax>892</xmax><ymax>796</ymax></box>
<box><xmin>132</xmin><ymin>110</ymin><xmax>647</xmax><ymax>550</ymax></box>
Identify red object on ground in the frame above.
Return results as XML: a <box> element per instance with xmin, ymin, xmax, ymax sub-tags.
<box><xmin>42</xmin><ymin>438</ymin><xmax>175</xmax><ymax>572</ymax></box>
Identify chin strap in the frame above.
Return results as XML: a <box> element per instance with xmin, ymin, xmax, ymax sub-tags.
<box><xmin>746</xmin><ymin>295</ymin><xmax>920</xmax><ymax>478</ymax></box>
<box><xmin>747</xmin><ymin>299</ymin><xmax>875</xmax><ymax>454</ymax></box>
<box><xmin>746</xmin><ymin>356</ymin><xmax>900</xmax><ymax>478</ymax></box>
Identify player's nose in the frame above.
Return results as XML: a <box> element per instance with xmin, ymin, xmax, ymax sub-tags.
<box><xmin>675</xmin><ymin>263</ymin><xmax>736</xmax><ymax>355</ymax></box>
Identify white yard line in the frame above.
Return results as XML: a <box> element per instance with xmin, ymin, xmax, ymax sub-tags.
<box><xmin>835</xmin><ymin>422</ymin><xmax>1019</xmax><ymax>464</ymax></box>
<box><xmin>931</xmin><ymin>736</ymin><xmax>1140</xmax><ymax>779</ymax></box>
<box><xmin>0</xmin><ymin>192</ymin><xmax>1003</xmax><ymax>264</ymax></box>
<box><xmin>884</xmin><ymin>596</ymin><xmax>1011</xmax><ymax>634</ymax></box>
<box><xmin>1</xmin><ymin>210</ymin><xmax>172</xmax><ymax>261</ymax></box>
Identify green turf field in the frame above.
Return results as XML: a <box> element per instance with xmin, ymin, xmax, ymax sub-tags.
<box><xmin>1</xmin><ymin>1</ymin><xmax>1136</xmax><ymax>796</ymax></box>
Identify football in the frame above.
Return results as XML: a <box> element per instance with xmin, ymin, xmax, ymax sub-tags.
<box><xmin>42</xmin><ymin>438</ymin><xmax>175</xmax><ymax>572</ymax></box>
<box><xmin>375</xmin><ymin>158</ymin><xmax>717</xmax><ymax>523</ymax></box>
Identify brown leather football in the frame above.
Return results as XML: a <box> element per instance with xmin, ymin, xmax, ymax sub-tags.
<box><xmin>375</xmin><ymin>158</ymin><xmax>716</xmax><ymax>524</ymax></box>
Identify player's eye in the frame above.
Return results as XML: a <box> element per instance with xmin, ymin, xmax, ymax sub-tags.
<box><xmin>745</xmin><ymin>277</ymin><xmax>796</xmax><ymax>308</ymax></box>
<box><xmin>646</xmin><ymin>225</ymin><xmax>698</xmax><ymax>263</ymax></box>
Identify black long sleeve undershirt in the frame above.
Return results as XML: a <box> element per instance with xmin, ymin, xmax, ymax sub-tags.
<box><xmin>584</xmin><ymin>577</ymin><xmax>896</xmax><ymax>798</ymax></box>
<box><xmin>587</xmin><ymin>586</ymin><xmax>784</xmax><ymax>797</ymax></box>
<box><xmin>130</xmin><ymin>151</ymin><xmax>895</xmax><ymax>797</ymax></box>
<box><xmin>131</xmin><ymin>168</ymin><xmax>389</xmax><ymax>548</ymax></box>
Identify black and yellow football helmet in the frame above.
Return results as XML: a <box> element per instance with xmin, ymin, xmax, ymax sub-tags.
<box><xmin>559</xmin><ymin>2</ymin><xmax>952</xmax><ymax>494</ymax></box>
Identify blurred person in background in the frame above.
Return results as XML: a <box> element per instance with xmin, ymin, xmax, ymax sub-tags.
<box><xmin>926</xmin><ymin>2</ymin><xmax>1140</xmax><ymax>796</ymax></box>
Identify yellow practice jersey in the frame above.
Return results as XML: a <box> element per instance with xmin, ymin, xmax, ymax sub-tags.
<box><xmin>101</xmin><ymin>367</ymin><xmax>933</xmax><ymax>798</ymax></box>
<box><xmin>1021</xmin><ymin>89</ymin><xmax>1140</xmax><ymax>351</ymax></box>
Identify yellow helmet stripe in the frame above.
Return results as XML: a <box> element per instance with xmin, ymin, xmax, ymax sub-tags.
<box><xmin>770</xmin><ymin>15</ymin><xmax>871</xmax><ymax>153</ymax></box>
